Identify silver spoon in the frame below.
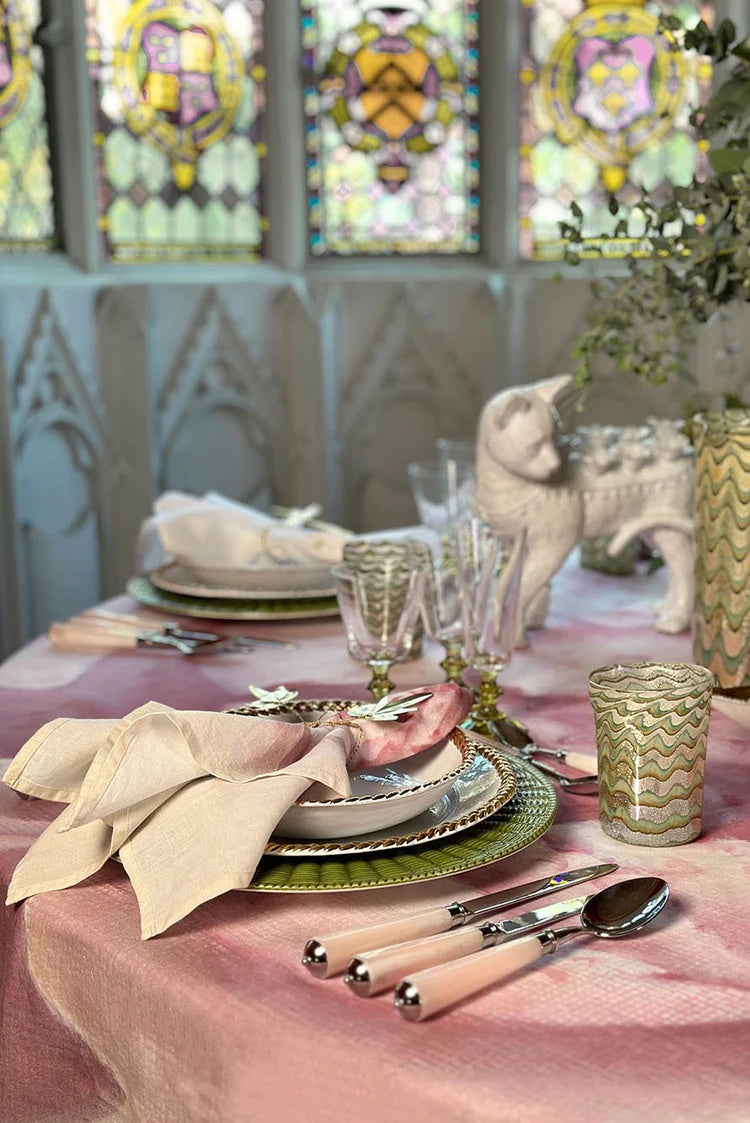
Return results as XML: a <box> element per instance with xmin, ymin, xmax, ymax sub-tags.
<box><xmin>487</xmin><ymin>716</ymin><xmax>599</xmax><ymax>793</ymax></box>
<box><xmin>394</xmin><ymin>876</ymin><xmax>669</xmax><ymax>1021</ymax></box>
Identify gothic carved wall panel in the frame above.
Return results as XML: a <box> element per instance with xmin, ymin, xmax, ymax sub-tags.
<box><xmin>7</xmin><ymin>291</ymin><xmax>110</xmax><ymax>641</ymax></box>
<box><xmin>1</xmin><ymin>268</ymin><xmax>738</xmax><ymax>658</ymax></box>
<box><xmin>273</xmin><ymin>283</ymin><xmax>327</xmax><ymax>509</ymax></box>
<box><xmin>152</xmin><ymin>286</ymin><xmax>282</xmax><ymax>510</ymax></box>
<box><xmin>319</xmin><ymin>281</ymin><xmax>495</xmax><ymax>530</ymax></box>
<box><xmin>95</xmin><ymin>285</ymin><xmax>152</xmax><ymax>593</ymax></box>
<box><xmin>0</xmin><ymin>339</ymin><xmax>20</xmax><ymax>658</ymax></box>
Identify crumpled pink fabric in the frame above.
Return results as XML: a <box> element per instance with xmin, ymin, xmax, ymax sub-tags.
<box><xmin>3</xmin><ymin>685</ymin><xmax>472</xmax><ymax>939</ymax></box>
<box><xmin>339</xmin><ymin>682</ymin><xmax>473</xmax><ymax>765</ymax></box>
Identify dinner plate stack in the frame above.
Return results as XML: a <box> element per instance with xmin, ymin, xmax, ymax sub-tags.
<box><xmin>126</xmin><ymin>560</ymin><xmax>340</xmax><ymax>622</ymax></box>
<box><xmin>228</xmin><ymin>700</ymin><xmax>558</xmax><ymax>893</ymax></box>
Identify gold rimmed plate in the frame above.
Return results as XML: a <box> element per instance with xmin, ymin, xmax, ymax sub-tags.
<box><xmin>246</xmin><ymin>751</ymin><xmax>556</xmax><ymax>892</ymax></box>
<box><xmin>151</xmin><ymin>561</ymin><xmax>337</xmax><ymax>601</ymax></box>
<box><xmin>264</xmin><ymin>748</ymin><xmax>515</xmax><ymax>857</ymax></box>
<box><xmin>231</xmin><ymin>700</ymin><xmax>479</xmax><ymax>839</ymax></box>
<box><xmin>126</xmin><ymin>575</ymin><xmax>340</xmax><ymax>621</ymax></box>
<box><xmin>275</xmin><ymin>729</ymin><xmax>477</xmax><ymax>840</ymax></box>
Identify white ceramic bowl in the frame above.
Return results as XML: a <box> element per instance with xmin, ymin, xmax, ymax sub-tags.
<box><xmin>275</xmin><ymin>727</ymin><xmax>476</xmax><ymax>839</ymax></box>
<box><xmin>228</xmin><ymin>699</ymin><xmax>476</xmax><ymax>840</ymax></box>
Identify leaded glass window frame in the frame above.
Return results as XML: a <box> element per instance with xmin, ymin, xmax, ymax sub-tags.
<box><xmin>0</xmin><ymin>0</ymin><xmax>745</xmax><ymax>277</ymax></box>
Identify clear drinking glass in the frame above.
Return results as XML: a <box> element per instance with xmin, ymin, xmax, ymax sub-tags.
<box><xmin>342</xmin><ymin>537</ymin><xmax>430</xmax><ymax>574</ymax></box>
<box><xmin>407</xmin><ymin>458</ymin><xmax>476</xmax><ymax>534</ymax></box>
<box><xmin>419</xmin><ymin>534</ymin><xmax>468</xmax><ymax>686</ymax></box>
<box><xmin>331</xmin><ymin>561</ymin><xmax>425</xmax><ymax>701</ymax></box>
<box><xmin>436</xmin><ymin>437</ymin><xmax>476</xmax><ymax>473</ymax></box>
<box><xmin>342</xmin><ymin>537</ymin><xmax>431</xmax><ymax>659</ymax></box>
<box><xmin>456</xmin><ymin>517</ymin><xmax>527</xmax><ymax>738</ymax></box>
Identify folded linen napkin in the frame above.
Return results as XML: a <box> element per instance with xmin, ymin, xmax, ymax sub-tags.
<box><xmin>136</xmin><ymin>491</ymin><xmax>352</xmax><ymax>574</ymax></box>
<box><xmin>4</xmin><ymin>684</ymin><xmax>472</xmax><ymax>939</ymax></box>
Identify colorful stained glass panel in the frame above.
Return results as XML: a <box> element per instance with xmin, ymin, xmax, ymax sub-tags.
<box><xmin>519</xmin><ymin>0</ymin><xmax>715</xmax><ymax>261</ymax></box>
<box><xmin>86</xmin><ymin>0</ymin><xmax>267</xmax><ymax>263</ymax></box>
<box><xmin>0</xmin><ymin>0</ymin><xmax>55</xmax><ymax>251</ymax></box>
<box><xmin>302</xmin><ymin>0</ymin><xmax>480</xmax><ymax>256</ymax></box>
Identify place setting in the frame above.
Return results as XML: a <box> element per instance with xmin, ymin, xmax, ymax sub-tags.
<box><xmin>231</xmin><ymin>483</ymin><xmax>600</xmax><ymax>891</ymax></box>
<box><xmin>127</xmin><ymin>491</ymin><xmax>352</xmax><ymax>621</ymax></box>
<box><xmin>3</xmin><ymin>472</ymin><xmax>572</xmax><ymax>926</ymax></box>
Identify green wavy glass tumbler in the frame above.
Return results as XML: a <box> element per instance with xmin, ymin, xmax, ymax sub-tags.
<box><xmin>692</xmin><ymin>410</ymin><xmax>750</xmax><ymax>688</ymax></box>
<box><xmin>588</xmin><ymin>662</ymin><xmax>713</xmax><ymax>847</ymax></box>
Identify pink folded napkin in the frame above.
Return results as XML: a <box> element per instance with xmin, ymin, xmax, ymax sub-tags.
<box><xmin>3</xmin><ymin>684</ymin><xmax>471</xmax><ymax>939</ymax></box>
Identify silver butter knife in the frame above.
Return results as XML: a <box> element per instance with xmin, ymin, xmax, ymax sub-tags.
<box><xmin>344</xmin><ymin>892</ymin><xmax>592</xmax><ymax>997</ymax></box>
<box><xmin>302</xmin><ymin>862</ymin><xmax>617</xmax><ymax>978</ymax></box>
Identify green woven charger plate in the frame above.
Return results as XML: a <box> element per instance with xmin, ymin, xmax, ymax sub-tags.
<box><xmin>246</xmin><ymin>750</ymin><xmax>556</xmax><ymax>892</ymax></box>
<box><xmin>126</xmin><ymin>575</ymin><xmax>340</xmax><ymax>621</ymax></box>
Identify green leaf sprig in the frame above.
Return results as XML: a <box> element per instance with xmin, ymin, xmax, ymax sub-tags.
<box><xmin>562</xmin><ymin>17</ymin><xmax>750</xmax><ymax>407</ymax></box>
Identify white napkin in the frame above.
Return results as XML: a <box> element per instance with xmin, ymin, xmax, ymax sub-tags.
<box><xmin>4</xmin><ymin>685</ymin><xmax>473</xmax><ymax>939</ymax></box>
<box><xmin>136</xmin><ymin>491</ymin><xmax>352</xmax><ymax>573</ymax></box>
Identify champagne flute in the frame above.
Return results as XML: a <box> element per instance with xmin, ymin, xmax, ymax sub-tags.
<box><xmin>419</xmin><ymin>535</ymin><xmax>468</xmax><ymax>687</ymax></box>
<box><xmin>456</xmin><ymin>517</ymin><xmax>527</xmax><ymax>739</ymax></box>
<box><xmin>436</xmin><ymin>437</ymin><xmax>475</xmax><ymax>474</ymax></box>
<box><xmin>407</xmin><ymin>459</ymin><xmax>475</xmax><ymax>535</ymax></box>
<box><xmin>331</xmin><ymin>561</ymin><xmax>425</xmax><ymax>701</ymax></box>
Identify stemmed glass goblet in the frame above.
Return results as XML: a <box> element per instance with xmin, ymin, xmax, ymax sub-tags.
<box><xmin>407</xmin><ymin>458</ymin><xmax>476</xmax><ymax>536</ymax></box>
<box><xmin>331</xmin><ymin>558</ymin><xmax>425</xmax><ymax>701</ymax></box>
<box><xmin>419</xmin><ymin>534</ymin><xmax>468</xmax><ymax>686</ymax></box>
<box><xmin>456</xmin><ymin>516</ymin><xmax>527</xmax><ymax>739</ymax></box>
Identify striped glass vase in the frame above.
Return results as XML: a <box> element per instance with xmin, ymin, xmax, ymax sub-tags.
<box><xmin>692</xmin><ymin>410</ymin><xmax>750</xmax><ymax>688</ymax></box>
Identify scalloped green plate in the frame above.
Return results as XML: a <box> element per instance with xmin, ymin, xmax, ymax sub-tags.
<box><xmin>126</xmin><ymin>575</ymin><xmax>340</xmax><ymax>621</ymax></box>
<box><xmin>245</xmin><ymin>750</ymin><xmax>556</xmax><ymax>892</ymax></box>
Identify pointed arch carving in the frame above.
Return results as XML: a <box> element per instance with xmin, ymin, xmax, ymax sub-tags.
<box><xmin>10</xmin><ymin>292</ymin><xmax>111</xmax><ymax>635</ymax></box>
<box><xmin>341</xmin><ymin>289</ymin><xmax>478</xmax><ymax>439</ymax></box>
<box><xmin>338</xmin><ymin>288</ymin><xmax>479</xmax><ymax>528</ymax></box>
<box><xmin>13</xmin><ymin>293</ymin><xmax>107</xmax><ymax>459</ymax></box>
<box><xmin>158</xmin><ymin>288</ymin><xmax>280</xmax><ymax>506</ymax></box>
<box><xmin>12</xmin><ymin>292</ymin><xmax>110</xmax><ymax>538</ymax></box>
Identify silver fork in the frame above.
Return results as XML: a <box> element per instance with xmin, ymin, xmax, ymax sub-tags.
<box><xmin>481</xmin><ymin>716</ymin><xmax>599</xmax><ymax>794</ymax></box>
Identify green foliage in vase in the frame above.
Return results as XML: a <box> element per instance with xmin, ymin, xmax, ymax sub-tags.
<box><xmin>561</xmin><ymin>19</ymin><xmax>750</xmax><ymax>408</ymax></box>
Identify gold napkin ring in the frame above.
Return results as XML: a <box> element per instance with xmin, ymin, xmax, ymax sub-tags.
<box><xmin>308</xmin><ymin>718</ymin><xmax>364</xmax><ymax>764</ymax></box>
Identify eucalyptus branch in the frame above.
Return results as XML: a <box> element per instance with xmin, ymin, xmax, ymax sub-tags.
<box><xmin>563</xmin><ymin>18</ymin><xmax>750</xmax><ymax>407</ymax></box>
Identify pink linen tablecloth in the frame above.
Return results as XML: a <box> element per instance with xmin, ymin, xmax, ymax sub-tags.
<box><xmin>1</xmin><ymin>556</ymin><xmax>749</xmax><ymax>1123</ymax></box>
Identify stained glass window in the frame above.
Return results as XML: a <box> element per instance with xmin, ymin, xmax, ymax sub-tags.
<box><xmin>519</xmin><ymin>0</ymin><xmax>715</xmax><ymax>261</ymax></box>
<box><xmin>0</xmin><ymin>0</ymin><xmax>55</xmax><ymax>251</ymax></box>
<box><xmin>302</xmin><ymin>0</ymin><xmax>480</xmax><ymax>256</ymax></box>
<box><xmin>85</xmin><ymin>0</ymin><xmax>267</xmax><ymax>264</ymax></box>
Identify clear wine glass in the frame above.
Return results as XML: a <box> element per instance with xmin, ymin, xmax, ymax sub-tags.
<box><xmin>419</xmin><ymin>534</ymin><xmax>468</xmax><ymax>686</ymax></box>
<box><xmin>456</xmin><ymin>516</ymin><xmax>527</xmax><ymax>739</ymax></box>
<box><xmin>407</xmin><ymin>458</ymin><xmax>476</xmax><ymax>535</ymax></box>
<box><xmin>436</xmin><ymin>437</ymin><xmax>476</xmax><ymax>474</ymax></box>
<box><xmin>331</xmin><ymin>560</ymin><xmax>425</xmax><ymax>701</ymax></box>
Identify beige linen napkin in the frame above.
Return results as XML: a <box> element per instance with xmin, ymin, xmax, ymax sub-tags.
<box><xmin>4</xmin><ymin>686</ymin><xmax>472</xmax><ymax>939</ymax></box>
<box><xmin>136</xmin><ymin>491</ymin><xmax>351</xmax><ymax>573</ymax></box>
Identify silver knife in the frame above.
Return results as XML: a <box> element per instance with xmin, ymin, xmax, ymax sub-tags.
<box><xmin>301</xmin><ymin>862</ymin><xmax>617</xmax><ymax>977</ymax></box>
<box><xmin>344</xmin><ymin>893</ymin><xmax>592</xmax><ymax>997</ymax></box>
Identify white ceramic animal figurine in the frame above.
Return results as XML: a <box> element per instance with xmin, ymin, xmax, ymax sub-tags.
<box><xmin>474</xmin><ymin>374</ymin><xmax>695</xmax><ymax>642</ymax></box>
